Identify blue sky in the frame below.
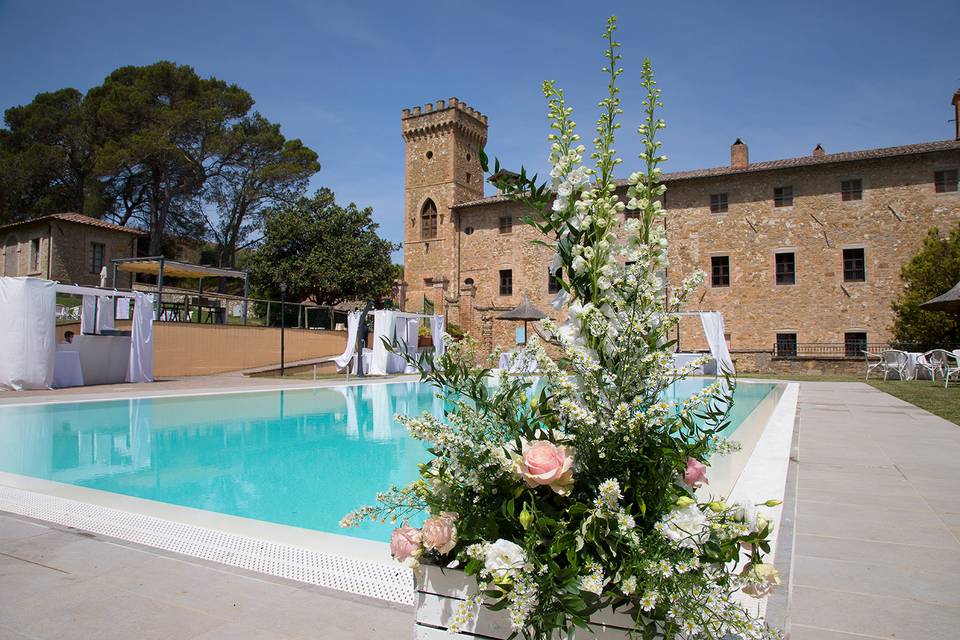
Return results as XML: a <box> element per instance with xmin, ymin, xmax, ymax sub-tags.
<box><xmin>1</xmin><ymin>0</ymin><xmax>958</xmax><ymax>261</ymax></box>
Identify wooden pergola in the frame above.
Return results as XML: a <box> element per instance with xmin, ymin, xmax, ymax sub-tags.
<box><xmin>111</xmin><ymin>256</ymin><xmax>251</xmax><ymax>324</ymax></box>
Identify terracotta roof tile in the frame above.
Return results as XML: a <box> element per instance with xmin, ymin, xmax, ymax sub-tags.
<box><xmin>453</xmin><ymin>139</ymin><xmax>960</xmax><ymax>209</ymax></box>
<box><xmin>0</xmin><ymin>212</ymin><xmax>146</xmax><ymax>235</ymax></box>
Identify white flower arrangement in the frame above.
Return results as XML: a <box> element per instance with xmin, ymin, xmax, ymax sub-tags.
<box><xmin>343</xmin><ymin>16</ymin><xmax>782</xmax><ymax>640</ymax></box>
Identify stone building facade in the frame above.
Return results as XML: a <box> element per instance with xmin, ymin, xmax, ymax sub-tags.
<box><xmin>400</xmin><ymin>94</ymin><xmax>960</xmax><ymax>369</ymax></box>
<box><xmin>0</xmin><ymin>212</ymin><xmax>141</xmax><ymax>287</ymax></box>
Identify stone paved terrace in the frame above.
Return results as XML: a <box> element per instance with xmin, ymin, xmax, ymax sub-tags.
<box><xmin>786</xmin><ymin>382</ymin><xmax>960</xmax><ymax>640</ymax></box>
<box><xmin>1</xmin><ymin>380</ymin><xmax>960</xmax><ymax>639</ymax></box>
<box><xmin>0</xmin><ymin>513</ymin><xmax>411</xmax><ymax>640</ymax></box>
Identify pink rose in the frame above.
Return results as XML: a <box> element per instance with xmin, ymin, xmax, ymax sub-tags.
<box><xmin>421</xmin><ymin>512</ymin><xmax>458</xmax><ymax>555</ymax></box>
<box><xmin>518</xmin><ymin>440</ymin><xmax>574</xmax><ymax>495</ymax></box>
<box><xmin>683</xmin><ymin>457</ymin><xmax>709</xmax><ymax>488</ymax></box>
<box><xmin>390</xmin><ymin>526</ymin><xmax>422</xmax><ymax>563</ymax></box>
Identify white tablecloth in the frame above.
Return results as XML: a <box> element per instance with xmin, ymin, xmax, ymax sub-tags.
<box><xmin>351</xmin><ymin>350</ymin><xmax>373</xmax><ymax>375</ymax></box>
<box><xmin>52</xmin><ymin>350</ymin><xmax>84</xmax><ymax>388</ymax></box>
<box><xmin>673</xmin><ymin>353</ymin><xmax>717</xmax><ymax>375</ymax></box>
<box><xmin>904</xmin><ymin>352</ymin><xmax>935</xmax><ymax>380</ymax></box>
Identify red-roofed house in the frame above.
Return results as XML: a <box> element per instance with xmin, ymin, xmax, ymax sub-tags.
<box><xmin>0</xmin><ymin>213</ymin><xmax>144</xmax><ymax>287</ymax></box>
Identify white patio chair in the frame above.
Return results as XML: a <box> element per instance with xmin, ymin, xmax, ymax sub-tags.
<box><xmin>55</xmin><ymin>304</ymin><xmax>68</xmax><ymax>320</ymax></box>
<box><xmin>944</xmin><ymin>351</ymin><xmax>960</xmax><ymax>389</ymax></box>
<box><xmin>862</xmin><ymin>349</ymin><xmax>884</xmax><ymax>380</ymax></box>
<box><xmin>916</xmin><ymin>350</ymin><xmax>946</xmax><ymax>381</ymax></box>
<box><xmin>880</xmin><ymin>350</ymin><xmax>909</xmax><ymax>381</ymax></box>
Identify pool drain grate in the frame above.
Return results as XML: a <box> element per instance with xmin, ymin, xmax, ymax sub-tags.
<box><xmin>0</xmin><ymin>485</ymin><xmax>414</xmax><ymax>605</ymax></box>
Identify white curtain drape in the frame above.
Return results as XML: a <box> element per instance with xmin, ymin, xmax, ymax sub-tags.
<box><xmin>403</xmin><ymin>317</ymin><xmax>420</xmax><ymax>373</ymax></box>
<box><xmin>334</xmin><ymin>311</ymin><xmax>361</xmax><ymax>370</ymax></box>
<box><xmin>700</xmin><ymin>312</ymin><xmax>735</xmax><ymax>375</ymax></box>
<box><xmin>0</xmin><ymin>277</ymin><xmax>56</xmax><ymax>390</ymax></box>
<box><xmin>126</xmin><ymin>291</ymin><xmax>154</xmax><ymax>383</ymax></box>
<box><xmin>369</xmin><ymin>310</ymin><xmax>395</xmax><ymax>376</ymax></box>
<box><xmin>97</xmin><ymin>295</ymin><xmax>116</xmax><ymax>332</ymax></box>
<box><xmin>81</xmin><ymin>295</ymin><xmax>96</xmax><ymax>334</ymax></box>
<box><xmin>430</xmin><ymin>315</ymin><xmax>446</xmax><ymax>359</ymax></box>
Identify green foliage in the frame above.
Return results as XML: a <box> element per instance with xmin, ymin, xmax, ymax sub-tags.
<box><xmin>247</xmin><ymin>188</ymin><xmax>399</xmax><ymax>306</ymax></box>
<box><xmin>0</xmin><ymin>88</ymin><xmax>102</xmax><ymax>223</ymax></box>
<box><xmin>891</xmin><ymin>225</ymin><xmax>960</xmax><ymax>348</ymax></box>
<box><xmin>0</xmin><ymin>61</ymin><xmax>320</xmax><ymax>261</ymax></box>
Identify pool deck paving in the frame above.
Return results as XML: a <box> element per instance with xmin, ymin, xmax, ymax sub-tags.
<box><xmin>786</xmin><ymin>381</ymin><xmax>960</xmax><ymax>640</ymax></box>
<box><xmin>1</xmin><ymin>379</ymin><xmax>960</xmax><ymax>639</ymax></box>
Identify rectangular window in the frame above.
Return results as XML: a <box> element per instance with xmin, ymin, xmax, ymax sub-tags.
<box><xmin>90</xmin><ymin>242</ymin><xmax>105</xmax><ymax>275</ymax></box>
<box><xmin>775</xmin><ymin>252</ymin><xmax>795</xmax><ymax>285</ymax></box>
<box><xmin>774</xmin><ymin>186</ymin><xmax>794</xmax><ymax>207</ymax></box>
<box><xmin>844</xmin><ymin>332</ymin><xmax>867</xmax><ymax>358</ymax></box>
<box><xmin>711</xmin><ymin>255</ymin><xmax>730</xmax><ymax>287</ymax></box>
<box><xmin>842</xmin><ymin>248</ymin><xmax>865</xmax><ymax>282</ymax></box>
<box><xmin>776</xmin><ymin>333</ymin><xmax>797</xmax><ymax>358</ymax></box>
<box><xmin>710</xmin><ymin>193</ymin><xmax>729</xmax><ymax>213</ymax></box>
<box><xmin>548</xmin><ymin>268</ymin><xmax>562</xmax><ymax>294</ymax></box>
<box><xmin>499</xmin><ymin>216</ymin><xmax>513</xmax><ymax>234</ymax></box>
<box><xmin>29</xmin><ymin>238</ymin><xmax>41</xmax><ymax>272</ymax></box>
<box><xmin>935</xmin><ymin>169</ymin><xmax>958</xmax><ymax>193</ymax></box>
<box><xmin>841</xmin><ymin>179</ymin><xmax>863</xmax><ymax>201</ymax></box>
<box><xmin>499</xmin><ymin>269</ymin><xmax>513</xmax><ymax>296</ymax></box>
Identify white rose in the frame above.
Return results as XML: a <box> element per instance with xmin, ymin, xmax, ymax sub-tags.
<box><xmin>659</xmin><ymin>504</ymin><xmax>710</xmax><ymax>549</ymax></box>
<box><xmin>485</xmin><ymin>539</ymin><xmax>526</xmax><ymax>580</ymax></box>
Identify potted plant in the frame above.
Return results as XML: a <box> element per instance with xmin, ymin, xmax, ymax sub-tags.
<box><xmin>418</xmin><ymin>324</ymin><xmax>434</xmax><ymax>348</ymax></box>
<box><xmin>343</xmin><ymin>17</ymin><xmax>780</xmax><ymax>639</ymax></box>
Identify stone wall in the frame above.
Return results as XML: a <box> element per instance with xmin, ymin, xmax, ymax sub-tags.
<box><xmin>401</xmin><ymin>99</ymin><xmax>488</xmax><ymax>315</ymax></box>
<box><xmin>1</xmin><ymin>218</ymin><xmax>137</xmax><ymax>287</ymax></box>
<box><xmin>734</xmin><ymin>350</ymin><xmax>868</xmax><ymax>377</ymax></box>
<box><xmin>423</xmin><ymin>147</ymin><xmax>960</xmax><ymax>357</ymax></box>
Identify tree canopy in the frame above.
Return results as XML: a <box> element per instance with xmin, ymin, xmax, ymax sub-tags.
<box><xmin>248</xmin><ymin>188</ymin><xmax>399</xmax><ymax>307</ymax></box>
<box><xmin>891</xmin><ymin>225</ymin><xmax>960</xmax><ymax>348</ymax></box>
<box><xmin>0</xmin><ymin>61</ymin><xmax>320</xmax><ymax>263</ymax></box>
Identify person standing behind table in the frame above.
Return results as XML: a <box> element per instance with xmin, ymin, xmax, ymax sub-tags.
<box><xmin>62</xmin><ymin>330</ymin><xmax>75</xmax><ymax>344</ymax></box>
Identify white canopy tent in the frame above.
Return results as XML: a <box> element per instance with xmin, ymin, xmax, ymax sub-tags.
<box><xmin>0</xmin><ymin>277</ymin><xmax>155</xmax><ymax>391</ymax></box>
<box><xmin>364</xmin><ymin>309</ymin><xmax>444</xmax><ymax>376</ymax></box>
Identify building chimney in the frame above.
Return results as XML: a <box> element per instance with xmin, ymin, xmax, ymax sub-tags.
<box><xmin>730</xmin><ymin>138</ymin><xmax>748</xmax><ymax>169</ymax></box>
<box><xmin>953</xmin><ymin>89</ymin><xmax>960</xmax><ymax>141</ymax></box>
<box><xmin>812</xmin><ymin>144</ymin><xmax>825</xmax><ymax>158</ymax></box>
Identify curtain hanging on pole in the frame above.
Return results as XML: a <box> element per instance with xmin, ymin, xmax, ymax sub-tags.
<box><xmin>430</xmin><ymin>315</ymin><xmax>446</xmax><ymax>360</ymax></box>
<box><xmin>334</xmin><ymin>311</ymin><xmax>361</xmax><ymax>371</ymax></box>
<box><xmin>80</xmin><ymin>295</ymin><xmax>96</xmax><ymax>334</ymax></box>
<box><xmin>126</xmin><ymin>291</ymin><xmax>154</xmax><ymax>383</ymax></box>
<box><xmin>699</xmin><ymin>312</ymin><xmax>735</xmax><ymax>375</ymax></box>
<box><xmin>0</xmin><ymin>277</ymin><xmax>56</xmax><ymax>390</ymax></box>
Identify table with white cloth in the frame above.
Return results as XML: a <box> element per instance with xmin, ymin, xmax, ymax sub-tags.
<box><xmin>498</xmin><ymin>351</ymin><xmax>539</xmax><ymax>373</ymax></box>
<box><xmin>672</xmin><ymin>352</ymin><xmax>717</xmax><ymax>375</ymax></box>
<box><xmin>903</xmin><ymin>352</ymin><xmax>935</xmax><ymax>380</ymax></box>
<box><xmin>351</xmin><ymin>350</ymin><xmax>373</xmax><ymax>375</ymax></box>
<box><xmin>52</xmin><ymin>350</ymin><xmax>84</xmax><ymax>388</ymax></box>
<box><xmin>67</xmin><ymin>335</ymin><xmax>131</xmax><ymax>385</ymax></box>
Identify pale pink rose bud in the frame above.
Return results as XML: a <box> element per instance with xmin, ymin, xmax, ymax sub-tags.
<box><xmin>390</xmin><ymin>526</ymin><xmax>422</xmax><ymax>562</ymax></box>
<box><xmin>683</xmin><ymin>457</ymin><xmax>709</xmax><ymax>488</ymax></box>
<box><xmin>518</xmin><ymin>440</ymin><xmax>574</xmax><ymax>496</ymax></box>
<box><xmin>421</xmin><ymin>513</ymin><xmax>458</xmax><ymax>555</ymax></box>
<box><xmin>740</xmin><ymin>563</ymin><xmax>781</xmax><ymax>598</ymax></box>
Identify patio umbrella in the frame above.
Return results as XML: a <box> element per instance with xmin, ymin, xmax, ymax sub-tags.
<box><xmin>919</xmin><ymin>280</ymin><xmax>960</xmax><ymax>314</ymax></box>
<box><xmin>498</xmin><ymin>294</ymin><xmax>547</xmax><ymax>344</ymax></box>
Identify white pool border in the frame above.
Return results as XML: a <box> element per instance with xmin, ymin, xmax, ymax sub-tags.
<box><xmin>0</xmin><ymin>378</ymin><xmax>798</xmax><ymax>611</ymax></box>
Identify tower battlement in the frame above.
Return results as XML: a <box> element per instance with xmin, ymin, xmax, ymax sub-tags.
<box><xmin>401</xmin><ymin>97</ymin><xmax>488</xmax><ymax>144</ymax></box>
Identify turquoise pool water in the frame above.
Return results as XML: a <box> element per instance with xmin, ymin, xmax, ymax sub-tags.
<box><xmin>0</xmin><ymin>379</ymin><xmax>774</xmax><ymax>542</ymax></box>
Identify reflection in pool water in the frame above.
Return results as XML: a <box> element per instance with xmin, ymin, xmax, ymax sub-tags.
<box><xmin>0</xmin><ymin>379</ymin><xmax>773</xmax><ymax>542</ymax></box>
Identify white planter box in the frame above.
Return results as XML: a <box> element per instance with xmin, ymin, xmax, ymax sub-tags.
<box><xmin>414</xmin><ymin>564</ymin><xmax>638</xmax><ymax>639</ymax></box>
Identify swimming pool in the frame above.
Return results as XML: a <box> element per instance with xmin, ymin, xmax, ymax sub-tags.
<box><xmin>0</xmin><ymin>379</ymin><xmax>775</xmax><ymax>543</ymax></box>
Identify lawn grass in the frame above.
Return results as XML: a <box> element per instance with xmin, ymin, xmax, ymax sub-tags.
<box><xmin>866</xmin><ymin>379</ymin><xmax>960</xmax><ymax>426</ymax></box>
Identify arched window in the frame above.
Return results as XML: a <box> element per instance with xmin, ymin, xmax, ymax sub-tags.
<box><xmin>3</xmin><ymin>235</ymin><xmax>18</xmax><ymax>276</ymax></box>
<box><xmin>420</xmin><ymin>199</ymin><xmax>438</xmax><ymax>240</ymax></box>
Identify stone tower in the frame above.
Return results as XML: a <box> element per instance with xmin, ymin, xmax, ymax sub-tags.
<box><xmin>401</xmin><ymin>98</ymin><xmax>487</xmax><ymax>313</ymax></box>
